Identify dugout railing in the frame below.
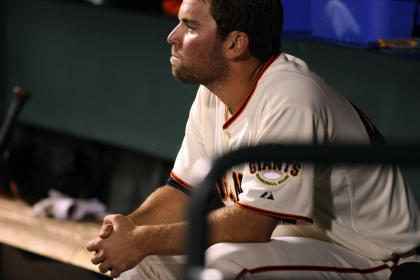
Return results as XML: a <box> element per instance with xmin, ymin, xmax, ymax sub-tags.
<box><xmin>184</xmin><ymin>144</ymin><xmax>420</xmax><ymax>280</ymax></box>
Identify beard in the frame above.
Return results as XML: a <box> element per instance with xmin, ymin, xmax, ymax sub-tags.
<box><xmin>171</xmin><ymin>43</ymin><xmax>229</xmax><ymax>87</ymax></box>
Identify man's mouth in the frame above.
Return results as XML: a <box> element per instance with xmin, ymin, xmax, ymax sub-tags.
<box><xmin>170</xmin><ymin>55</ymin><xmax>180</xmax><ymax>64</ymax></box>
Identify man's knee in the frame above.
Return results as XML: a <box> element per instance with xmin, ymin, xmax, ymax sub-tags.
<box><xmin>205</xmin><ymin>242</ymin><xmax>260</xmax><ymax>278</ymax></box>
<box><xmin>206</xmin><ymin>242</ymin><xmax>246</xmax><ymax>263</ymax></box>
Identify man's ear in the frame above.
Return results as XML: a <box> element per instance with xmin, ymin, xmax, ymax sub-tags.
<box><xmin>223</xmin><ymin>31</ymin><xmax>250</xmax><ymax>60</ymax></box>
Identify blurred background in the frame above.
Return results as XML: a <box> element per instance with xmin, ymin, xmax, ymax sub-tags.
<box><xmin>0</xmin><ymin>0</ymin><xmax>419</xmax><ymax>279</ymax></box>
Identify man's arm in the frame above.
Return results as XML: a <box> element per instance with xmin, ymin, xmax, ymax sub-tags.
<box><xmin>87</xmin><ymin>201</ymin><xmax>277</xmax><ymax>278</ymax></box>
<box><xmin>126</xmin><ymin>185</ymin><xmax>190</xmax><ymax>226</ymax></box>
<box><xmin>95</xmin><ymin>185</ymin><xmax>189</xmax><ymax>241</ymax></box>
<box><xmin>208</xmin><ymin>204</ymin><xmax>277</xmax><ymax>243</ymax></box>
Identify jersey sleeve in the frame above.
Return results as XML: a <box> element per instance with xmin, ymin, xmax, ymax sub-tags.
<box><xmin>168</xmin><ymin>87</ymin><xmax>207</xmax><ymax>195</ymax></box>
<box><xmin>236</xmin><ymin>102</ymin><xmax>327</xmax><ymax>225</ymax></box>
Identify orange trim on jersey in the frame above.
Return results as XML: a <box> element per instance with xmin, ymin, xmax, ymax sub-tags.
<box><xmin>223</xmin><ymin>54</ymin><xmax>280</xmax><ymax>130</ymax></box>
<box><xmin>170</xmin><ymin>170</ymin><xmax>193</xmax><ymax>191</ymax></box>
<box><xmin>235</xmin><ymin>202</ymin><xmax>313</xmax><ymax>224</ymax></box>
<box><xmin>235</xmin><ymin>256</ymin><xmax>400</xmax><ymax>279</ymax></box>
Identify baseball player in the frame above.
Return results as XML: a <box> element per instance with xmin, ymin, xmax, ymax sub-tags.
<box><xmin>86</xmin><ymin>0</ymin><xmax>420</xmax><ymax>279</ymax></box>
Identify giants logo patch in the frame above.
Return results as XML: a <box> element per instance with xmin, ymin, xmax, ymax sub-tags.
<box><xmin>249</xmin><ymin>161</ymin><xmax>302</xmax><ymax>186</ymax></box>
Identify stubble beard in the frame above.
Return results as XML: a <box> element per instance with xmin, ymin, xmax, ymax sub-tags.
<box><xmin>171</xmin><ymin>44</ymin><xmax>229</xmax><ymax>89</ymax></box>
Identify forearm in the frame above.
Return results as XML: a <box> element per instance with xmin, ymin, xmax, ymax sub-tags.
<box><xmin>140</xmin><ymin>204</ymin><xmax>277</xmax><ymax>257</ymax></box>
<box><xmin>139</xmin><ymin>222</ymin><xmax>187</xmax><ymax>257</ymax></box>
<box><xmin>207</xmin><ymin>204</ymin><xmax>277</xmax><ymax>244</ymax></box>
<box><xmin>127</xmin><ymin>186</ymin><xmax>189</xmax><ymax>226</ymax></box>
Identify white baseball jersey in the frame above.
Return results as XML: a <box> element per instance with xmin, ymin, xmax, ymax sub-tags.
<box><xmin>167</xmin><ymin>53</ymin><xmax>420</xmax><ymax>261</ymax></box>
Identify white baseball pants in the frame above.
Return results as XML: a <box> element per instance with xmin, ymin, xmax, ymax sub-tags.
<box><xmin>116</xmin><ymin>237</ymin><xmax>397</xmax><ymax>280</ymax></box>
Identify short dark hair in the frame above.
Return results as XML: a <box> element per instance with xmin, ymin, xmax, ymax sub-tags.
<box><xmin>207</xmin><ymin>0</ymin><xmax>284</xmax><ymax>61</ymax></box>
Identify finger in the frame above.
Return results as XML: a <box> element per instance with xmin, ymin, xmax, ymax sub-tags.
<box><xmin>99</xmin><ymin>224</ymin><xmax>113</xmax><ymax>239</ymax></box>
<box><xmin>111</xmin><ymin>262</ymin><xmax>132</xmax><ymax>278</ymax></box>
<box><xmin>110</xmin><ymin>267</ymin><xmax>122</xmax><ymax>278</ymax></box>
<box><xmin>91</xmin><ymin>251</ymin><xmax>106</xmax><ymax>265</ymax></box>
<box><xmin>99</xmin><ymin>260</ymin><xmax>112</xmax><ymax>274</ymax></box>
<box><xmin>86</xmin><ymin>239</ymin><xmax>99</xmax><ymax>252</ymax></box>
<box><xmin>110</xmin><ymin>263</ymin><xmax>134</xmax><ymax>278</ymax></box>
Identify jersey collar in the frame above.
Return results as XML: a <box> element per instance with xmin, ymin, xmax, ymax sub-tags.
<box><xmin>223</xmin><ymin>54</ymin><xmax>280</xmax><ymax>130</ymax></box>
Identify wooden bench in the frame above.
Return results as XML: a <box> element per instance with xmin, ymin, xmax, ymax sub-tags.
<box><xmin>0</xmin><ymin>195</ymin><xmax>103</xmax><ymax>274</ymax></box>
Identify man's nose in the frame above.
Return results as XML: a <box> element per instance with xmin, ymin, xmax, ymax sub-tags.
<box><xmin>167</xmin><ymin>23</ymin><xmax>181</xmax><ymax>45</ymax></box>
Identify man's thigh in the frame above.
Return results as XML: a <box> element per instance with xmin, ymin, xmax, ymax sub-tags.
<box><xmin>116</xmin><ymin>255</ymin><xmax>186</xmax><ymax>280</ymax></box>
<box><xmin>206</xmin><ymin>237</ymin><xmax>394</xmax><ymax>279</ymax></box>
<box><xmin>117</xmin><ymin>237</ymin><xmax>394</xmax><ymax>279</ymax></box>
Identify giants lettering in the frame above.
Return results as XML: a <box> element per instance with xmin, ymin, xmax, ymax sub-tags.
<box><xmin>249</xmin><ymin>161</ymin><xmax>302</xmax><ymax>177</ymax></box>
<box><xmin>249</xmin><ymin>161</ymin><xmax>291</xmax><ymax>174</ymax></box>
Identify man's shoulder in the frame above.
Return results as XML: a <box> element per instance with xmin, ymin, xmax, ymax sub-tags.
<box><xmin>256</xmin><ymin>54</ymin><xmax>345</xmax><ymax>114</ymax></box>
<box><xmin>260</xmin><ymin>69</ymin><xmax>328</xmax><ymax>108</ymax></box>
<box><xmin>263</xmin><ymin>53</ymin><xmax>321</xmax><ymax>86</ymax></box>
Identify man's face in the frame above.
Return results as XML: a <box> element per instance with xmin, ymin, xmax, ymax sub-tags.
<box><xmin>167</xmin><ymin>0</ymin><xmax>228</xmax><ymax>86</ymax></box>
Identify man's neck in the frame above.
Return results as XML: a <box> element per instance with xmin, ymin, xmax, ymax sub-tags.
<box><xmin>206</xmin><ymin>57</ymin><xmax>264</xmax><ymax>113</ymax></box>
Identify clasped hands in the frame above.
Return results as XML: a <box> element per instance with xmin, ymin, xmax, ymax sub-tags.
<box><xmin>86</xmin><ymin>214</ymin><xmax>147</xmax><ymax>278</ymax></box>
